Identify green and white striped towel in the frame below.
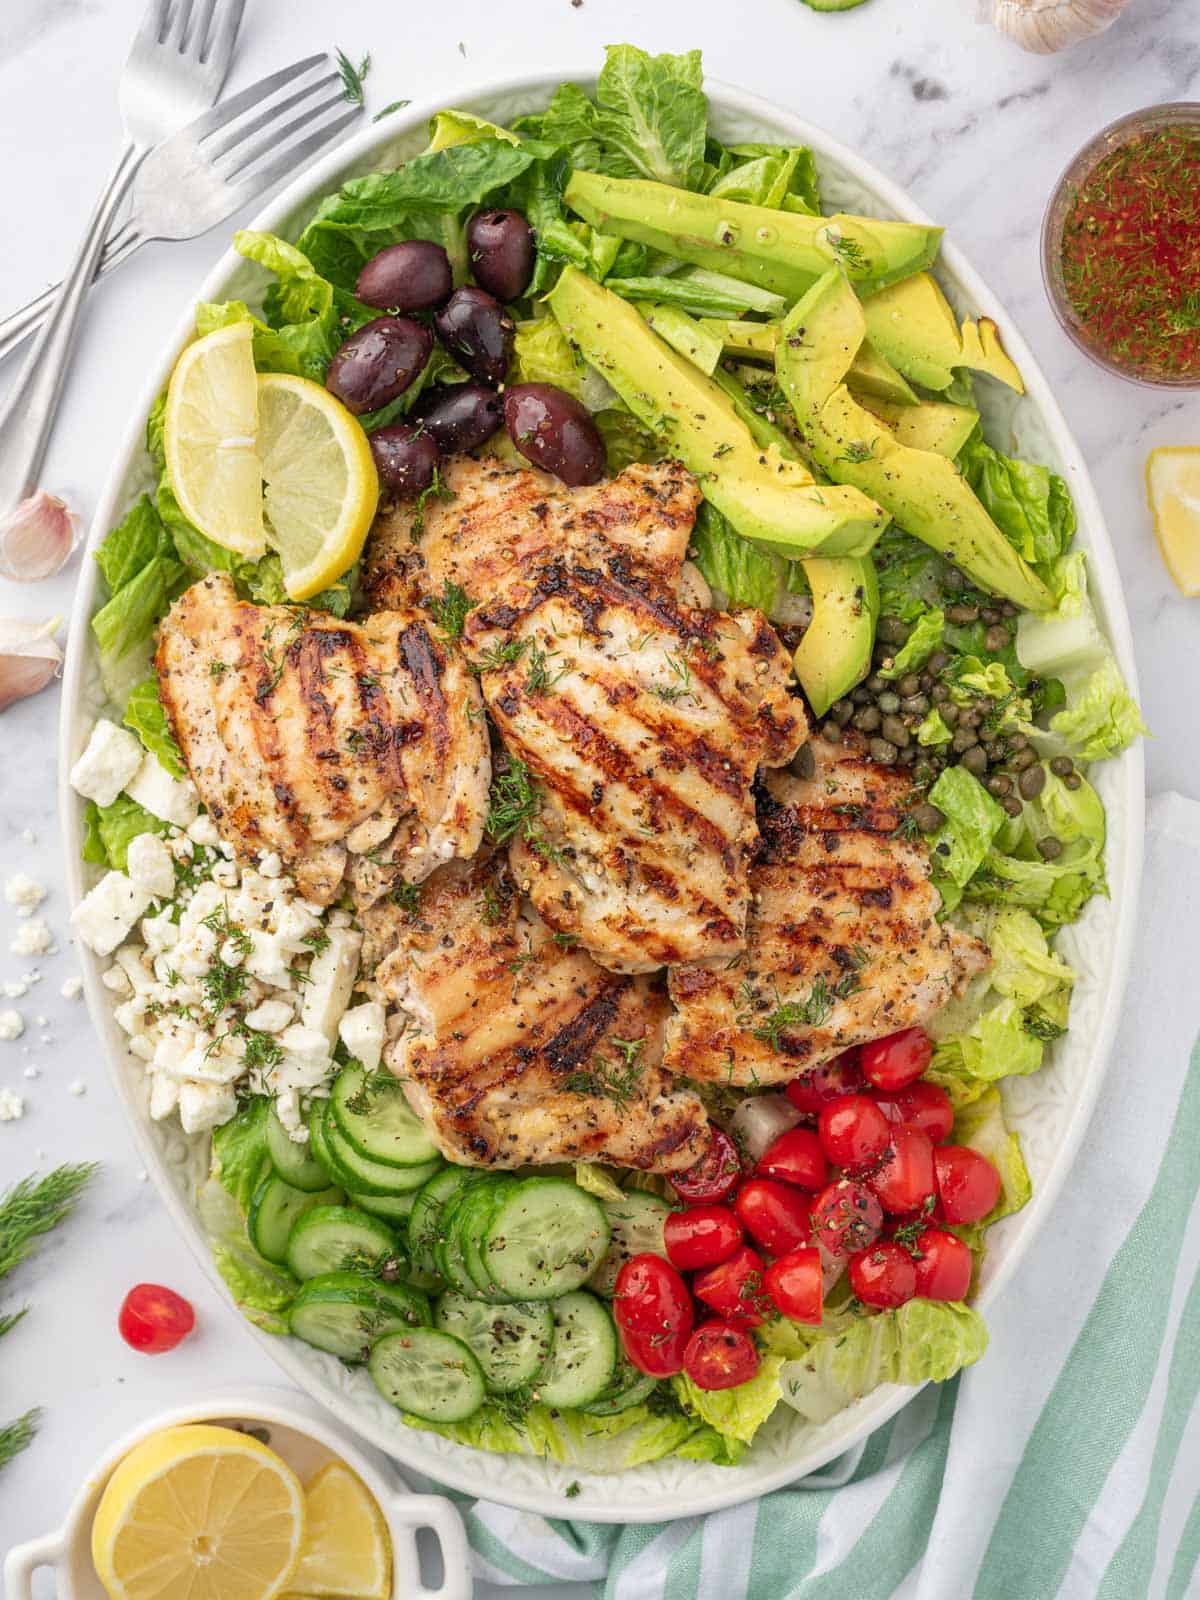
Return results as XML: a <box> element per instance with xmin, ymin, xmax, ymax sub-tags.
<box><xmin>442</xmin><ymin>793</ymin><xmax>1200</xmax><ymax>1600</ymax></box>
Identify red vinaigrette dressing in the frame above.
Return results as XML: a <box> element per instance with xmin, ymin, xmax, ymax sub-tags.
<box><xmin>1058</xmin><ymin>122</ymin><xmax>1200</xmax><ymax>382</ymax></box>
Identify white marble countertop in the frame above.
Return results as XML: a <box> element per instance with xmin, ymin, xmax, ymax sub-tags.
<box><xmin>0</xmin><ymin>0</ymin><xmax>1196</xmax><ymax>1588</ymax></box>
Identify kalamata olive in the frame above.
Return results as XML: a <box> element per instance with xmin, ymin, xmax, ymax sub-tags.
<box><xmin>369</xmin><ymin>424</ymin><xmax>440</xmax><ymax>498</ymax></box>
<box><xmin>467</xmin><ymin>208</ymin><xmax>535</xmax><ymax>303</ymax></box>
<box><xmin>433</xmin><ymin>286</ymin><xmax>514</xmax><ymax>386</ymax></box>
<box><xmin>412</xmin><ymin>382</ymin><xmax>503</xmax><ymax>453</ymax></box>
<box><xmin>355</xmin><ymin>240</ymin><xmax>453</xmax><ymax>311</ymax></box>
<box><xmin>326</xmin><ymin>316</ymin><xmax>433</xmax><ymax>416</ymax></box>
<box><xmin>503</xmin><ymin>383</ymin><xmax>605</xmax><ymax>486</ymax></box>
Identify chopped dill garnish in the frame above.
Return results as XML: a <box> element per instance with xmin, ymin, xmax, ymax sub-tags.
<box><xmin>750</xmin><ymin>975</ymin><xmax>862</xmax><ymax>1051</ymax></box>
<box><xmin>335</xmin><ymin>47</ymin><xmax>371</xmax><ymax>106</ymax></box>
<box><xmin>427</xmin><ymin>581</ymin><xmax>473</xmax><ymax>640</ymax></box>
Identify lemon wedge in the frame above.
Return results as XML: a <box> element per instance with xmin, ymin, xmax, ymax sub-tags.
<box><xmin>257</xmin><ymin>373</ymin><xmax>379</xmax><ymax>602</ymax></box>
<box><xmin>1147</xmin><ymin>447</ymin><xmax>1200</xmax><ymax>596</ymax></box>
<box><xmin>164</xmin><ymin>323</ymin><xmax>266</xmax><ymax>559</ymax></box>
<box><xmin>90</xmin><ymin>1423</ymin><xmax>306</xmax><ymax>1600</ymax></box>
<box><xmin>282</xmin><ymin>1459</ymin><xmax>393</xmax><ymax>1600</ymax></box>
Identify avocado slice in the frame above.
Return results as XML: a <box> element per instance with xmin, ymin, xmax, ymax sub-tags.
<box><xmin>548</xmin><ymin>266</ymin><xmax>887</xmax><ymax>559</ymax></box>
<box><xmin>793</xmin><ymin>556</ymin><xmax>880</xmax><ymax>719</ymax></box>
<box><xmin>862</xmin><ymin>272</ymin><xmax>1024</xmax><ymax>394</ymax></box>
<box><xmin>701</xmin><ymin>320</ymin><xmax>918</xmax><ymax>407</ymax></box>
<box><xmin>564</xmin><ymin>170</ymin><xmax>943</xmax><ymax>301</ymax></box>
<box><xmin>777</xmin><ymin>270</ymin><xmax>1053</xmax><ymax>611</ymax></box>
<box><xmin>863</xmin><ymin>397</ymin><xmax>980</xmax><ymax>458</ymax></box>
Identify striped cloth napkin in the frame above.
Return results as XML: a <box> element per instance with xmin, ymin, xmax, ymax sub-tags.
<box><xmin>454</xmin><ymin>792</ymin><xmax>1200</xmax><ymax>1600</ymax></box>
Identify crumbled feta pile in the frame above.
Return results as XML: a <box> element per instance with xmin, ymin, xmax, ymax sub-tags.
<box><xmin>4</xmin><ymin>873</ymin><xmax>46</xmax><ymax>916</ymax></box>
<box><xmin>0</xmin><ymin>1009</ymin><xmax>24</xmax><ymax>1041</ymax></box>
<box><xmin>61</xmin><ymin>975</ymin><xmax>83</xmax><ymax>1000</ymax></box>
<box><xmin>10</xmin><ymin>919</ymin><xmax>54</xmax><ymax>958</ymax></box>
<box><xmin>0</xmin><ymin>1087</ymin><xmax>24</xmax><ymax>1121</ymax></box>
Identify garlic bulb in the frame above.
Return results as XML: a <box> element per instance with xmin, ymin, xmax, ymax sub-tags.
<box><xmin>989</xmin><ymin>0</ymin><xmax>1133</xmax><ymax>52</ymax></box>
<box><xmin>0</xmin><ymin>491</ymin><xmax>80</xmax><ymax>582</ymax></box>
<box><xmin>0</xmin><ymin>618</ymin><xmax>63</xmax><ymax>712</ymax></box>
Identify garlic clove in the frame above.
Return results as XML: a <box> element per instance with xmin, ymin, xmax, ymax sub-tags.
<box><xmin>0</xmin><ymin>617</ymin><xmax>64</xmax><ymax>712</ymax></box>
<box><xmin>990</xmin><ymin>0</ymin><xmax>1132</xmax><ymax>53</ymax></box>
<box><xmin>0</xmin><ymin>491</ymin><xmax>80</xmax><ymax>582</ymax></box>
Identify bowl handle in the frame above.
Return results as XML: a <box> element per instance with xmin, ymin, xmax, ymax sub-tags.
<box><xmin>4</xmin><ymin>1530</ymin><xmax>67</xmax><ymax>1597</ymax></box>
<box><xmin>388</xmin><ymin>1493</ymin><xmax>472</xmax><ymax>1600</ymax></box>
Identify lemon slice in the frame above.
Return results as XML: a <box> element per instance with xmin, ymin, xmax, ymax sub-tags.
<box><xmin>1147</xmin><ymin>446</ymin><xmax>1200</xmax><ymax>596</ymax></box>
<box><xmin>257</xmin><ymin>373</ymin><xmax>379</xmax><ymax>602</ymax></box>
<box><xmin>283</xmin><ymin>1459</ymin><xmax>393</xmax><ymax>1599</ymax></box>
<box><xmin>91</xmin><ymin>1424</ymin><xmax>305</xmax><ymax>1600</ymax></box>
<box><xmin>164</xmin><ymin>323</ymin><xmax>266</xmax><ymax>558</ymax></box>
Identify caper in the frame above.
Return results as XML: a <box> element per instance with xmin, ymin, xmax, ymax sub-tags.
<box><xmin>945</xmin><ymin>602</ymin><xmax>981</xmax><ymax>625</ymax></box>
<box><xmin>869</xmin><ymin>737</ymin><xmax>898</xmax><ymax>764</ymax></box>
<box><xmin>913</xmin><ymin>761</ymin><xmax>938</xmax><ymax>787</ymax></box>
<box><xmin>984</xmin><ymin>624</ymin><xmax>1010</xmax><ymax>653</ymax></box>
<box><xmin>831</xmin><ymin>698</ymin><xmax>855</xmax><ymax>726</ymax></box>
<box><xmin>940</xmin><ymin>703</ymin><xmax>960</xmax><ymax>726</ymax></box>
<box><xmin>1064</xmin><ymin>772</ymin><xmax>1083</xmax><ymax>790</ymax></box>
<box><xmin>822</xmin><ymin>721</ymin><xmax>843</xmax><ymax>744</ymax></box>
<box><xmin>852</xmin><ymin>705</ymin><xmax>882</xmax><ymax>733</ymax></box>
<box><xmin>877</xmin><ymin>616</ymin><xmax>912</xmax><ymax>645</ymax></box>
<box><xmin>1018</xmin><ymin>765</ymin><xmax>1046</xmax><ymax>800</ymax></box>
<box><xmin>1009</xmin><ymin>733</ymin><xmax>1029</xmax><ymax>751</ymax></box>
<box><xmin>852</xmin><ymin>686</ymin><xmax>873</xmax><ymax>706</ymax></box>
<box><xmin>1011</xmin><ymin>747</ymin><xmax>1037</xmax><ymax>771</ymax></box>
<box><xmin>914</xmin><ymin>802</ymin><xmax>945</xmax><ymax>833</ymax></box>
<box><xmin>898</xmin><ymin>673</ymin><xmax>923</xmax><ymax>698</ymax></box>
<box><xmin>961</xmin><ymin>707</ymin><xmax>982</xmax><ymax>729</ymax></box>
<box><xmin>927</xmin><ymin>650</ymin><xmax>950</xmax><ymax>674</ymax></box>
<box><xmin>1002</xmin><ymin>795</ymin><xmax>1024</xmax><ymax>817</ymax></box>
<box><xmin>981</xmin><ymin>607</ymin><xmax>1001</xmax><ymax>626</ymax></box>
<box><xmin>882</xmin><ymin>714</ymin><xmax>911</xmax><ymax>748</ymax></box>
<box><xmin>1037</xmin><ymin>835</ymin><xmax>1064</xmax><ymax>860</ymax></box>
<box><xmin>866</xmin><ymin>674</ymin><xmax>887</xmax><ymax>694</ymax></box>
<box><xmin>931</xmin><ymin>682</ymin><xmax>950</xmax><ymax>704</ymax></box>
<box><xmin>953</xmin><ymin>726</ymin><xmax>980</xmax><ymax>753</ymax></box>
<box><xmin>1050</xmin><ymin>756</ymin><xmax>1074</xmax><ymax>776</ymax></box>
<box><xmin>790</xmin><ymin>743</ymin><xmax>817</xmax><ymax>780</ymax></box>
<box><xmin>899</xmin><ymin>745</ymin><xmax>918</xmax><ymax>766</ymax></box>
<box><xmin>919</xmin><ymin>672</ymin><xmax>935</xmax><ymax>693</ymax></box>
<box><xmin>901</xmin><ymin>694</ymin><xmax>930</xmax><ymax>716</ymax></box>
<box><xmin>877</xmin><ymin>690</ymin><xmax>901</xmax><ymax>714</ymax></box>
<box><xmin>961</xmin><ymin>744</ymin><xmax>988</xmax><ymax>774</ymax></box>
<box><xmin>1002</xmin><ymin>601</ymin><xmax>1018</xmax><ymax>618</ymax></box>
<box><xmin>873</xmin><ymin>644</ymin><xmax>894</xmax><ymax>669</ymax></box>
<box><xmin>942</xmin><ymin>568</ymin><xmax>966</xmax><ymax>592</ymax></box>
<box><xmin>987</xmin><ymin>773</ymin><xmax>1013</xmax><ymax>797</ymax></box>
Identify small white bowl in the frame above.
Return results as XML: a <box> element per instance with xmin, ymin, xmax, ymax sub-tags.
<box><xmin>3</xmin><ymin>1387</ymin><xmax>471</xmax><ymax>1600</ymax></box>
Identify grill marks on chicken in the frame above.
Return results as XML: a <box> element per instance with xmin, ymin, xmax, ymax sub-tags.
<box><xmin>363</xmin><ymin>456</ymin><xmax>702</xmax><ymax>611</ymax></box>
<box><xmin>663</xmin><ymin>739</ymin><xmax>990</xmax><ymax>1085</ymax></box>
<box><xmin>156</xmin><ymin>573</ymin><xmax>489</xmax><ymax>905</ymax></box>
<box><xmin>372</xmin><ymin>853</ymin><xmax>710</xmax><ymax>1172</ymax></box>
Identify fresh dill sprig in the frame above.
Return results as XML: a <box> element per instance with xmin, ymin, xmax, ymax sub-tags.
<box><xmin>524</xmin><ymin>645</ymin><xmax>566</xmax><ymax>696</ymax></box>
<box><xmin>427</xmin><ymin>581</ymin><xmax>473</xmax><ymax>641</ymax></box>
<box><xmin>0</xmin><ymin>1163</ymin><xmax>97</xmax><ymax>1283</ymax></box>
<box><xmin>471</xmin><ymin>638</ymin><xmax>529</xmax><ymax>676</ymax></box>
<box><xmin>565</xmin><ymin>1037</ymin><xmax>645</xmax><ymax>1112</ymax></box>
<box><xmin>0</xmin><ymin>1408</ymin><xmax>41</xmax><ymax>1474</ymax></box>
<box><xmin>335</xmin><ymin>48</ymin><xmax>371</xmax><ymax>106</ymax></box>
<box><xmin>750</xmin><ymin>976</ymin><xmax>861</xmax><ymax>1051</ymax></box>
<box><xmin>373</xmin><ymin>98</ymin><xmax>411</xmax><ymax>124</ymax></box>
<box><xmin>390</xmin><ymin>879</ymin><xmax>423</xmax><ymax>917</ymax></box>
<box><xmin>485</xmin><ymin>760</ymin><xmax>542</xmax><ymax>844</ymax></box>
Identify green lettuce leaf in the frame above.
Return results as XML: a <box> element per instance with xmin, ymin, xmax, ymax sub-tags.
<box><xmin>606</xmin><ymin>272</ymin><xmax>779</xmax><ymax>319</ymax></box>
<box><xmin>197</xmin><ymin>1174</ymin><xmax>296</xmax><ymax>1335</ymax></box>
<box><xmin>917</xmin><ymin>708</ymin><xmax>952</xmax><ymax>747</ymax></box>
<box><xmin>881</xmin><ymin>608</ymin><xmax>943</xmax><ymax>680</ymax></box>
<box><xmin>94</xmin><ymin>495</ymin><xmax>172</xmax><ymax>594</ymax></box>
<box><xmin>689</xmin><ymin>501</ymin><xmax>784</xmax><ymax>613</ymax></box>
<box><xmin>91</xmin><ymin>552</ymin><xmax>186</xmax><ymax>703</ymax></box>
<box><xmin>156</xmin><ymin>480</ymin><xmax>239</xmax><ymax>575</ymax></box>
<box><xmin>705</xmin><ymin>142</ymin><xmax>819</xmax><ymax>213</ymax></box>
<box><xmin>1016</xmin><ymin>552</ymin><xmax>1146</xmax><ymax>762</ymax></box>
<box><xmin>573</xmin><ymin>1163</ymin><xmax>625</xmax><ymax>1202</ymax></box>
<box><xmin>91</xmin><ymin>795</ymin><xmax>170</xmax><ymax>871</ymax></box>
<box><xmin>925</xmin><ymin>767</ymin><xmax>1006</xmax><ymax>910</ymax></box>
<box><xmin>958</xmin><ymin>428</ymin><xmax>1076</xmax><ymax>568</ymax></box>
<box><xmin>968</xmin><ymin>766</ymin><xmax>1107</xmax><ymax>925</ymax></box>
<box><xmin>211</xmin><ymin>1097</ymin><xmax>273</xmax><ymax>1212</ymax></box>
<box><xmin>81</xmin><ymin>802</ymin><xmax>108</xmax><ymax>866</ymax></box>
<box><xmin>123</xmin><ymin>677</ymin><xmax>184</xmax><ymax>777</ymax></box>
<box><xmin>672</xmin><ymin>1355</ymin><xmax>785</xmax><ymax>1446</ymax></box>
<box><xmin>594</xmin><ymin>407</ymin><xmax>664</xmax><ymax>473</ymax></box>
<box><xmin>427</xmin><ymin>109</ymin><xmax>523</xmax><ymax>151</ymax></box>
<box><xmin>952</xmin><ymin>1086</ymin><xmax>1033</xmax><ymax>1226</ymax></box>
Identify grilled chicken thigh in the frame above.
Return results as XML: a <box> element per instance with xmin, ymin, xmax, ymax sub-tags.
<box><xmin>157</xmin><ymin>573</ymin><xmax>489</xmax><ymax>905</ymax></box>
<box><xmin>663</xmin><ymin>738</ymin><xmax>990</xmax><ymax>1084</ymax></box>
<box><xmin>370</xmin><ymin>851</ymin><xmax>710</xmax><ymax>1172</ymax></box>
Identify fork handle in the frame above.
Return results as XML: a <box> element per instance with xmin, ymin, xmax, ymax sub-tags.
<box><xmin>0</xmin><ymin>225</ymin><xmax>145</xmax><ymax>366</ymax></box>
<box><xmin>0</xmin><ymin>141</ymin><xmax>144</xmax><ymax>512</ymax></box>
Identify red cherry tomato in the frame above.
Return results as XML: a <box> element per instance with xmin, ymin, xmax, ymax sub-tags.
<box><xmin>682</xmin><ymin>1319</ymin><xmax>760</xmax><ymax>1391</ymax></box>
<box><xmin>849</xmin><ymin>1242</ymin><xmax>917</xmax><ymax>1308</ymax></box>
<box><xmin>873</xmin><ymin>1081</ymin><xmax>954</xmax><ymax>1144</ymax></box>
<box><xmin>613</xmin><ymin>1253</ymin><xmax>694</xmax><ymax>1341</ymax></box>
<box><xmin>669</xmin><ymin>1127</ymin><xmax>743</xmax><ymax>1204</ymax></box>
<box><xmin>912</xmin><ymin>1228</ymin><xmax>973</xmax><ymax>1300</ymax></box>
<box><xmin>817</xmin><ymin>1094</ymin><xmax>891</xmax><ymax>1173</ymax></box>
<box><xmin>860</xmin><ymin>1027</ymin><xmax>932</xmax><ymax>1092</ymax></box>
<box><xmin>756</xmin><ymin>1127</ymin><xmax>828</xmax><ymax>1190</ymax></box>
<box><xmin>764</xmin><ymin>1246</ymin><xmax>824</xmax><ymax>1324</ymax></box>
<box><xmin>785</xmin><ymin>1049</ymin><xmax>865</xmax><ymax>1115</ymax></box>
<box><xmin>868</xmin><ymin>1125</ymin><xmax>937</xmax><ymax>1216</ymax></box>
<box><xmin>934</xmin><ymin>1146</ymin><xmax>1002</xmax><ymax>1224</ymax></box>
<box><xmin>118</xmin><ymin>1283</ymin><xmax>195</xmax><ymax>1354</ymax></box>
<box><xmin>693</xmin><ymin>1244</ymin><xmax>771</xmax><ymax>1326</ymax></box>
<box><xmin>664</xmin><ymin>1205</ymin><xmax>743</xmax><ymax>1272</ymax></box>
<box><xmin>734</xmin><ymin>1178</ymin><xmax>813</xmax><ymax>1256</ymax></box>
<box><xmin>620</xmin><ymin>1321</ymin><xmax>691</xmax><ymax>1377</ymax></box>
<box><xmin>809</xmin><ymin>1180</ymin><xmax>883</xmax><ymax>1258</ymax></box>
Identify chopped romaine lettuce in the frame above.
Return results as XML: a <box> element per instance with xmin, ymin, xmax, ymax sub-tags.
<box><xmin>918</xmin><ymin>708</ymin><xmax>952</xmax><ymax>746</ymax></box>
<box><xmin>573</xmin><ymin>1163</ymin><xmax>625</xmax><ymax>1202</ymax></box>
<box><xmin>91</xmin><ymin>549</ymin><xmax>186</xmax><ymax>705</ymax></box>
<box><xmin>197</xmin><ymin>1175</ymin><xmax>296</xmax><ymax>1336</ymax></box>
<box><xmin>952</xmin><ymin>1087</ymin><xmax>1033</xmax><ymax>1226</ymax></box>
<box><xmin>705</xmin><ymin>142</ymin><xmax>819</xmax><ymax>213</ymax></box>
<box><xmin>690</xmin><ymin>501</ymin><xmax>784</xmax><ymax>613</ymax></box>
<box><xmin>156</xmin><ymin>480</ymin><xmax>239</xmax><ymax>575</ymax></box>
<box><xmin>957</xmin><ymin>428</ymin><xmax>1076</xmax><ymax>569</ymax></box>
<box><xmin>672</xmin><ymin>1355</ymin><xmax>785</xmax><ymax>1446</ymax></box>
<box><xmin>211</xmin><ymin>1096</ymin><xmax>273</xmax><ymax>1211</ymax></box>
<box><xmin>925</xmin><ymin>767</ymin><xmax>1007</xmax><ymax>911</ymax></box>
<box><xmin>123</xmin><ymin>676</ymin><xmax>184</xmax><ymax>777</ymax></box>
<box><xmin>94</xmin><ymin>495</ymin><xmax>172</xmax><ymax>594</ymax></box>
<box><xmin>880</xmin><ymin>608</ymin><xmax>943</xmax><ymax>679</ymax></box>
<box><xmin>968</xmin><ymin>766</ymin><xmax>1107</xmax><ymax>925</ymax></box>
<box><xmin>88</xmin><ymin>794</ymin><xmax>169</xmax><ymax>871</ymax></box>
<box><xmin>594</xmin><ymin>407</ymin><xmax>664</xmax><ymax>473</ymax></box>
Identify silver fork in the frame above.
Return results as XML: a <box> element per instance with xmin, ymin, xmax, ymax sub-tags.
<box><xmin>0</xmin><ymin>0</ymin><xmax>245</xmax><ymax>519</ymax></box>
<box><xmin>0</xmin><ymin>56</ymin><xmax>361</xmax><ymax>366</ymax></box>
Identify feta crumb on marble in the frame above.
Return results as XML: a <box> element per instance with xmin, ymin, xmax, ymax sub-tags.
<box><xmin>71</xmin><ymin>874</ymin><xmax>152</xmax><ymax>957</ymax></box>
<box><xmin>10</xmin><ymin>918</ymin><xmax>55</xmax><ymax>958</ymax></box>
<box><xmin>68</xmin><ymin>1079</ymin><xmax>86</xmax><ymax>1096</ymax></box>
<box><xmin>0</xmin><ymin>1009</ymin><xmax>24</xmax><ymax>1041</ymax></box>
<box><xmin>0</xmin><ymin>1087</ymin><xmax>25</xmax><ymax>1121</ymax></box>
<box><xmin>69</xmin><ymin>719</ymin><xmax>143</xmax><ymax>807</ymax></box>
<box><xmin>61</xmin><ymin>975</ymin><xmax>83</xmax><ymax>1000</ymax></box>
<box><xmin>2</xmin><ymin>978</ymin><xmax>29</xmax><ymax>999</ymax></box>
<box><xmin>338</xmin><ymin>1000</ymin><xmax>386</xmax><ymax>1072</ymax></box>
<box><xmin>4</xmin><ymin>872</ymin><xmax>47</xmax><ymax>916</ymax></box>
<box><xmin>125</xmin><ymin>832</ymin><xmax>176</xmax><ymax>899</ymax></box>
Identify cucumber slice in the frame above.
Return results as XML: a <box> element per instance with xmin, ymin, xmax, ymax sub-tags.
<box><xmin>434</xmin><ymin>1292</ymin><xmax>554</xmax><ymax>1393</ymax></box>
<box><xmin>581</xmin><ymin>1356</ymin><xmax>660</xmax><ymax>1416</ymax></box>
<box><xmin>352</xmin><ymin>1189</ymin><xmax>418</xmax><ymax>1222</ymax></box>
<box><xmin>588</xmin><ymin>1192</ymin><xmax>673</xmax><ymax>1297</ymax></box>
<box><xmin>436</xmin><ymin>1183</ymin><xmax>496</xmax><ymax>1297</ymax></box>
<box><xmin>266</xmin><ymin>1107</ymin><xmax>331</xmax><ymax>1192</ymax></box>
<box><xmin>407</xmin><ymin>1168</ymin><xmax>479</xmax><ymax>1281</ymax></box>
<box><xmin>455</xmin><ymin>1177</ymin><xmax>518</xmax><ymax>1302</ymax></box>
<box><xmin>331</xmin><ymin>1065</ymin><xmax>440</xmax><ymax>1167</ymax></box>
<box><xmin>483</xmin><ymin>1178</ymin><xmax>610</xmax><ymax>1302</ymax></box>
<box><xmin>369</xmin><ymin>1328</ymin><xmax>486</xmax><ymax>1422</ymax></box>
<box><xmin>307</xmin><ymin>1097</ymin><xmax>341</xmax><ymax>1184</ymax></box>
<box><xmin>323</xmin><ymin>1106</ymin><xmax>442</xmax><ymax>1196</ymax></box>
<box><xmin>285</xmin><ymin>1204</ymin><xmax>401</xmax><ymax>1282</ymax></box>
<box><xmin>535</xmin><ymin>1292</ymin><xmax>617</xmax><ymax>1410</ymax></box>
<box><xmin>248</xmin><ymin>1176</ymin><xmax>342</xmax><ymax>1265</ymax></box>
<box><xmin>289</xmin><ymin>1271</ymin><xmax>430</xmax><ymax>1362</ymax></box>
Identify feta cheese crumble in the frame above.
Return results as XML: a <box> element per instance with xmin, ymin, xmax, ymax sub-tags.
<box><xmin>61</xmin><ymin>975</ymin><xmax>83</xmax><ymax>1000</ymax></box>
<box><xmin>71</xmin><ymin>873</ymin><xmax>152</xmax><ymax>957</ymax></box>
<box><xmin>0</xmin><ymin>1087</ymin><xmax>25</xmax><ymax>1121</ymax></box>
<box><xmin>4</xmin><ymin>873</ymin><xmax>47</xmax><ymax>916</ymax></box>
<box><xmin>124</xmin><ymin>756</ymin><xmax>199</xmax><ymax>827</ymax></box>
<box><xmin>69</xmin><ymin>719</ymin><xmax>144</xmax><ymax>807</ymax></box>
<box><xmin>0</xmin><ymin>1009</ymin><xmax>24</xmax><ymax>1041</ymax></box>
<box><xmin>10</xmin><ymin>919</ymin><xmax>54</xmax><ymax>958</ymax></box>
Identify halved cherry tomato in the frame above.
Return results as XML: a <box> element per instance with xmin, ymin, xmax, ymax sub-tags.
<box><xmin>848</xmin><ymin>1242</ymin><xmax>917</xmax><ymax>1308</ymax></box>
<box><xmin>817</xmin><ymin>1094</ymin><xmax>891</xmax><ymax>1173</ymax></box>
<box><xmin>669</xmin><ymin>1126</ymin><xmax>742</xmax><ymax>1204</ymax></box>
<box><xmin>764</xmin><ymin>1246</ymin><xmax>824</xmax><ymax>1324</ymax></box>
<box><xmin>613</xmin><ymin>1253</ymin><xmax>694</xmax><ymax>1345</ymax></box>
<box><xmin>868</xmin><ymin>1125</ymin><xmax>936</xmax><ymax>1215</ymax></box>
<box><xmin>620</xmin><ymin>1322</ymin><xmax>691</xmax><ymax>1378</ymax></box>
<box><xmin>118</xmin><ymin>1283</ymin><xmax>195</xmax><ymax>1354</ymax></box>
<box><xmin>809</xmin><ymin>1180</ymin><xmax>883</xmax><ymax>1258</ymax></box>
<box><xmin>873</xmin><ymin>1081</ymin><xmax>954</xmax><ymax>1144</ymax></box>
<box><xmin>682</xmin><ymin>1319</ymin><xmax>760</xmax><ymax>1391</ymax></box>
<box><xmin>693</xmin><ymin>1244</ymin><xmax>771</xmax><ymax>1326</ymax></box>
<box><xmin>860</xmin><ymin>1027</ymin><xmax>932</xmax><ymax>1092</ymax></box>
<box><xmin>756</xmin><ymin>1127</ymin><xmax>828</xmax><ymax>1190</ymax></box>
<box><xmin>785</xmin><ymin>1049</ymin><xmax>865</xmax><ymax>1115</ymax></box>
<box><xmin>734</xmin><ymin>1178</ymin><xmax>813</xmax><ymax>1256</ymax></box>
<box><xmin>934</xmin><ymin>1146</ymin><xmax>1002</xmax><ymax>1224</ymax></box>
<box><xmin>664</xmin><ymin>1205</ymin><xmax>743</xmax><ymax>1272</ymax></box>
<box><xmin>911</xmin><ymin>1228</ymin><xmax>973</xmax><ymax>1300</ymax></box>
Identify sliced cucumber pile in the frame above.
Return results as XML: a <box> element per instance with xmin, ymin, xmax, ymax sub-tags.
<box><xmin>483</xmin><ymin>1178</ymin><xmax>610</xmax><ymax>1301</ymax></box>
<box><xmin>289</xmin><ymin>1272</ymin><xmax>431</xmax><ymax>1361</ymax></box>
<box><xmin>248</xmin><ymin>1175</ymin><xmax>343</xmax><ymax>1265</ymax></box>
<box><xmin>434</xmin><ymin>1292</ymin><xmax>554</xmax><ymax>1393</ymax></box>
<box><xmin>286</xmin><ymin>1204</ymin><xmax>402</xmax><ymax>1282</ymax></box>
<box><xmin>332</xmin><ymin>1063</ymin><xmax>441</xmax><ymax>1167</ymax></box>
<box><xmin>536</xmin><ymin>1292</ymin><xmax>618</xmax><ymax>1409</ymax></box>
<box><xmin>369</xmin><ymin>1327</ymin><xmax>487</xmax><ymax>1422</ymax></box>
